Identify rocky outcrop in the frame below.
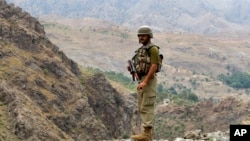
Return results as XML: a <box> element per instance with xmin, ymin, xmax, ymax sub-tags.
<box><xmin>87</xmin><ymin>73</ymin><xmax>136</xmax><ymax>138</ymax></box>
<box><xmin>0</xmin><ymin>0</ymin><xmax>135</xmax><ymax>140</ymax></box>
<box><xmin>154</xmin><ymin>97</ymin><xmax>250</xmax><ymax>140</ymax></box>
<box><xmin>174</xmin><ymin>130</ymin><xmax>229</xmax><ymax>141</ymax></box>
<box><xmin>0</xmin><ymin>0</ymin><xmax>80</xmax><ymax>76</ymax></box>
<box><xmin>0</xmin><ymin>81</ymin><xmax>74</xmax><ymax>141</ymax></box>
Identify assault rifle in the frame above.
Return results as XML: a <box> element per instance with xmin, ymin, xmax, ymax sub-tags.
<box><xmin>128</xmin><ymin>60</ymin><xmax>139</xmax><ymax>82</ymax></box>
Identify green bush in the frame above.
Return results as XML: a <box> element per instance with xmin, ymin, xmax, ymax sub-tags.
<box><xmin>86</xmin><ymin>67</ymin><xmax>136</xmax><ymax>90</ymax></box>
<box><xmin>176</xmin><ymin>89</ymin><xmax>199</xmax><ymax>102</ymax></box>
<box><xmin>85</xmin><ymin>67</ymin><xmax>199</xmax><ymax>105</ymax></box>
<box><xmin>156</xmin><ymin>87</ymin><xmax>198</xmax><ymax>105</ymax></box>
<box><xmin>218</xmin><ymin>72</ymin><xmax>250</xmax><ymax>89</ymax></box>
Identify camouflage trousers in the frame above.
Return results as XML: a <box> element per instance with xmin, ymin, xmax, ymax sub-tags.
<box><xmin>137</xmin><ymin>75</ymin><xmax>157</xmax><ymax>127</ymax></box>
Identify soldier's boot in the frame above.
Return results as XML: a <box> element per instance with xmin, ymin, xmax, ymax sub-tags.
<box><xmin>131</xmin><ymin>127</ymin><xmax>152</xmax><ymax>141</ymax></box>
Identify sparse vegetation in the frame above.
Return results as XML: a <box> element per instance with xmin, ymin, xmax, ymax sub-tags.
<box><xmin>3</xmin><ymin>1</ymin><xmax>250</xmax><ymax>140</ymax></box>
<box><xmin>85</xmin><ymin>67</ymin><xmax>136</xmax><ymax>90</ymax></box>
<box><xmin>154</xmin><ymin>116</ymin><xmax>186</xmax><ymax>140</ymax></box>
<box><xmin>83</xmin><ymin>67</ymin><xmax>200</xmax><ymax>106</ymax></box>
<box><xmin>218</xmin><ymin>72</ymin><xmax>250</xmax><ymax>89</ymax></box>
<box><xmin>156</xmin><ymin>82</ymin><xmax>199</xmax><ymax>105</ymax></box>
<box><xmin>43</xmin><ymin>68</ymin><xmax>49</xmax><ymax>75</ymax></box>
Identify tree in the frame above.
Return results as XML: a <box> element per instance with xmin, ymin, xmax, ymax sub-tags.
<box><xmin>218</xmin><ymin>72</ymin><xmax>250</xmax><ymax>89</ymax></box>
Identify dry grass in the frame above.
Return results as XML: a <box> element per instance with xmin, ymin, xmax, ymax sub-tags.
<box><xmin>39</xmin><ymin>18</ymin><xmax>250</xmax><ymax>102</ymax></box>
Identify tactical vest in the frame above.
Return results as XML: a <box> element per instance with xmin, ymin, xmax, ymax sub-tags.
<box><xmin>132</xmin><ymin>44</ymin><xmax>163</xmax><ymax>75</ymax></box>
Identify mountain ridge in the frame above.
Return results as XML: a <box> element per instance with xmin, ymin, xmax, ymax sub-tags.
<box><xmin>5</xmin><ymin>0</ymin><xmax>250</xmax><ymax>34</ymax></box>
<box><xmin>2</xmin><ymin>0</ymin><xmax>250</xmax><ymax>140</ymax></box>
<box><xmin>0</xmin><ymin>0</ymin><xmax>135</xmax><ymax>140</ymax></box>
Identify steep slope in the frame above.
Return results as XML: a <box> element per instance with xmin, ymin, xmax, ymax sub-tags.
<box><xmin>36</xmin><ymin>16</ymin><xmax>250</xmax><ymax>140</ymax></box>
<box><xmin>155</xmin><ymin>97</ymin><xmax>250</xmax><ymax>140</ymax></box>
<box><xmin>0</xmin><ymin>0</ymin><xmax>135</xmax><ymax>140</ymax></box>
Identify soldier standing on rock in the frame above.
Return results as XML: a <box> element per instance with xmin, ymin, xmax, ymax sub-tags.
<box><xmin>128</xmin><ymin>25</ymin><xmax>161</xmax><ymax>141</ymax></box>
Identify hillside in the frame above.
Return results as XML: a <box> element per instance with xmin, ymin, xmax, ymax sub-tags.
<box><xmin>0</xmin><ymin>1</ymin><xmax>135</xmax><ymax>140</ymax></box>
<box><xmin>155</xmin><ymin>96</ymin><xmax>250</xmax><ymax>140</ymax></box>
<box><xmin>37</xmin><ymin>16</ymin><xmax>250</xmax><ymax>140</ymax></box>
<box><xmin>38</xmin><ymin>16</ymin><xmax>250</xmax><ymax>101</ymax></box>
<box><xmin>2</xmin><ymin>0</ymin><xmax>250</xmax><ymax>141</ymax></box>
<box><xmin>5</xmin><ymin>0</ymin><xmax>250</xmax><ymax>34</ymax></box>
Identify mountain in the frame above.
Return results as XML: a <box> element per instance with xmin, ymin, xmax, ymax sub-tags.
<box><xmin>2</xmin><ymin>0</ymin><xmax>250</xmax><ymax>140</ymax></box>
<box><xmin>36</xmin><ymin>16</ymin><xmax>250</xmax><ymax>102</ymax></box>
<box><xmin>37</xmin><ymin>15</ymin><xmax>250</xmax><ymax>140</ymax></box>
<box><xmin>0</xmin><ymin>0</ymin><xmax>135</xmax><ymax>140</ymax></box>
<box><xmin>5</xmin><ymin>0</ymin><xmax>250</xmax><ymax>34</ymax></box>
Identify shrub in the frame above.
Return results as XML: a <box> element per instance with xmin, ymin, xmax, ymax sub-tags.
<box><xmin>218</xmin><ymin>72</ymin><xmax>250</xmax><ymax>89</ymax></box>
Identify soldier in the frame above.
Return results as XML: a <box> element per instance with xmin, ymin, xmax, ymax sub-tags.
<box><xmin>128</xmin><ymin>25</ymin><xmax>161</xmax><ymax>141</ymax></box>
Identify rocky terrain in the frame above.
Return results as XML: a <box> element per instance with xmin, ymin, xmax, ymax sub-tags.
<box><xmin>6</xmin><ymin>0</ymin><xmax>250</xmax><ymax>103</ymax></box>
<box><xmin>154</xmin><ymin>96</ymin><xmax>250</xmax><ymax>140</ymax></box>
<box><xmin>0</xmin><ymin>0</ymin><xmax>136</xmax><ymax>140</ymax></box>
<box><xmin>1</xmin><ymin>0</ymin><xmax>250</xmax><ymax>141</ymax></box>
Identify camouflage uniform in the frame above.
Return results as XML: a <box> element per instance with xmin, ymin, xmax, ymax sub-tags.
<box><xmin>131</xmin><ymin>26</ymin><xmax>160</xmax><ymax>141</ymax></box>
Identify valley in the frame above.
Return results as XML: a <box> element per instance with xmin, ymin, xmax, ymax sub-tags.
<box><xmin>39</xmin><ymin>16</ymin><xmax>250</xmax><ymax>101</ymax></box>
<box><xmin>1</xmin><ymin>0</ymin><xmax>250</xmax><ymax>140</ymax></box>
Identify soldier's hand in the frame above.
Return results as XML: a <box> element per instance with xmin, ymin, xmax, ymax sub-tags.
<box><xmin>137</xmin><ymin>81</ymin><xmax>147</xmax><ymax>90</ymax></box>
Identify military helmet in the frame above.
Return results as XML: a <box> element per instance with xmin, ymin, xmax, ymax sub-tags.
<box><xmin>137</xmin><ymin>25</ymin><xmax>153</xmax><ymax>38</ymax></box>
